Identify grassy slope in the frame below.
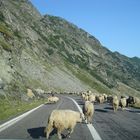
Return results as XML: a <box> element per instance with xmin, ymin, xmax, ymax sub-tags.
<box><xmin>62</xmin><ymin>59</ymin><xmax>113</xmax><ymax>95</ymax></box>
<box><xmin>0</xmin><ymin>98</ymin><xmax>47</xmax><ymax>121</ymax></box>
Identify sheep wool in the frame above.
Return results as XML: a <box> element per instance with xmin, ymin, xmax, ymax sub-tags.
<box><xmin>45</xmin><ymin>109</ymin><xmax>83</xmax><ymax>139</ymax></box>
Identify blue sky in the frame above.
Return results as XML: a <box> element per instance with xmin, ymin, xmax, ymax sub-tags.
<box><xmin>30</xmin><ymin>0</ymin><xmax>140</xmax><ymax>58</ymax></box>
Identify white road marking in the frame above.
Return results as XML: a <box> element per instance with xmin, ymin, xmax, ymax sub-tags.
<box><xmin>0</xmin><ymin>104</ymin><xmax>43</xmax><ymax>132</ymax></box>
<box><xmin>125</xmin><ymin>108</ymin><xmax>131</xmax><ymax>111</ymax></box>
<box><xmin>66</xmin><ymin>97</ymin><xmax>102</xmax><ymax>140</ymax></box>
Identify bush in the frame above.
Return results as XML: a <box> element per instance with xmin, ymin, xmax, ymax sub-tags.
<box><xmin>0</xmin><ymin>11</ymin><xmax>5</xmax><ymax>22</ymax></box>
<box><xmin>14</xmin><ymin>29</ymin><xmax>22</xmax><ymax>39</ymax></box>
<box><xmin>46</xmin><ymin>48</ymin><xmax>54</xmax><ymax>55</ymax></box>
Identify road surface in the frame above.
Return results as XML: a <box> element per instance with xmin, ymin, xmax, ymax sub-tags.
<box><xmin>0</xmin><ymin>95</ymin><xmax>140</xmax><ymax>140</ymax></box>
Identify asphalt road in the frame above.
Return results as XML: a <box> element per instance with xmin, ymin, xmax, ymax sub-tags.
<box><xmin>0</xmin><ymin>95</ymin><xmax>140</xmax><ymax>140</ymax></box>
<box><xmin>0</xmin><ymin>95</ymin><xmax>92</xmax><ymax>140</ymax></box>
<box><xmin>74</xmin><ymin>96</ymin><xmax>140</xmax><ymax>140</ymax></box>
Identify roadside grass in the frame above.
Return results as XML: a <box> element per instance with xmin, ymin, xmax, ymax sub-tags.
<box><xmin>0</xmin><ymin>98</ymin><xmax>47</xmax><ymax>121</ymax></box>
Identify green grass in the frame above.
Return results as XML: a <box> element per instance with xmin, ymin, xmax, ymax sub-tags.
<box><xmin>0</xmin><ymin>38</ymin><xmax>12</xmax><ymax>52</ymax></box>
<box><xmin>0</xmin><ymin>11</ymin><xmax>5</xmax><ymax>22</ymax></box>
<box><xmin>25</xmin><ymin>77</ymin><xmax>48</xmax><ymax>91</ymax></box>
<box><xmin>0</xmin><ymin>98</ymin><xmax>47</xmax><ymax>121</ymax></box>
<box><xmin>14</xmin><ymin>29</ymin><xmax>22</xmax><ymax>39</ymax></box>
<box><xmin>63</xmin><ymin>60</ymin><xmax>112</xmax><ymax>94</ymax></box>
<box><xmin>46</xmin><ymin>48</ymin><xmax>54</xmax><ymax>55</ymax></box>
<box><xmin>0</xmin><ymin>23</ymin><xmax>13</xmax><ymax>38</ymax></box>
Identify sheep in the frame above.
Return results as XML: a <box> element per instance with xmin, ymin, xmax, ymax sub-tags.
<box><xmin>45</xmin><ymin>109</ymin><xmax>83</xmax><ymax>139</ymax></box>
<box><xmin>96</xmin><ymin>95</ymin><xmax>104</xmax><ymax>103</ymax></box>
<box><xmin>103</xmin><ymin>93</ymin><xmax>108</xmax><ymax>102</ymax></box>
<box><xmin>83</xmin><ymin>101</ymin><xmax>94</xmax><ymax>124</ymax></box>
<box><xmin>88</xmin><ymin>94</ymin><xmax>95</xmax><ymax>102</ymax></box>
<box><xmin>126</xmin><ymin>96</ymin><xmax>134</xmax><ymax>107</ymax></box>
<box><xmin>81</xmin><ymin>93</ymin><xmax>86</xmax><ymax>100</ymax></box>
<box><xmin>99</xmin><ymin>95</ymin><xmax>104</xmax><ymax>103</ymax></box>
<box><xmin>35</xmin><ymin>88</ymin><xmax>45</xmax><ymax>95</ymax></box>
<box><xmin>48</xmin><ymin>96</ymin><xmax>59</xmax><ymax>103</ymax></box>
<box><xmin>126</xmin><ymin>96</ymin><xmax>140</xmax><ymax>106</ymax></box>
<box><xmin>120</xmin><ymin>97</ymin><xmax>127</xmax><ymax>110</ymax></box>
<box><xmin>84</xmin><ymin>95</ymin><xmax>89</xmax><ymax>101</ymax></box>
<box><xmin>53</xmin><ymin>97</ymin><xmax>59</xmax><ymax>102</ymax></box>
<box><xmin>112</xmin><ymin>95</ymin><xmax>119</xmax><ymax>112</ymax></box>
<box><xmin>134</xmin><ymin>97</ymin><xmax>140</xmax><ymax>104</ymax></box>
<box><xmin>107</xmin><ymin>95</ymin><xmax>113</xmax><ymax>103</ymax></box>
<box><xmin>87</xmin><ymin>90</ymin><xmax>92</xmax><ymax>94</ymax></box>
<box><xmin>27</xmin><ymin>88</ymin><xmax>35</xmax><ymax>98</ymax></box>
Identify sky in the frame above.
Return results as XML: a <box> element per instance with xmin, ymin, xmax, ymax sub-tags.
<box><xmin>30</xmin><ymin>0</ymin><xmax>140</xmax><ymax>58</ymax></box>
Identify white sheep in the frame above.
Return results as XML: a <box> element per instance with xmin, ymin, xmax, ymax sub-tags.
<box><xmin>84</xmin><ymin>95</ymin><xmax>89</xmax><ymax>101</ymax></box>
<box><xmin>112</xmin><ymin>95</ymin><xmax>119</xmax><ymax>112</ymax></box>
<box><xmin>35</xmin><ymin>88</ymin><xmax>45</xmax><ymax>95</ymax></box>
<box><xmin>83</xmin><ymin>101</ymin><xmax>94</xmax><ymax>124</ymax></box>
<box><xmin>27</xmin><ymin>88</ymin><xmax>35</xmax><ymax>98</ymax></box>
<box><xmin>96</xmin><ymin>95</ymin><xmax>104</xmax><ymax>103</ymax></box>
<box><xmin>134</xmin><ymin>97</ymin><xmax>140</xmax><ymax>104</ymax></box>
<box><xmin>88</xmin><ymin>94</ymin><xmax>96</xmax><ymax>102</ymax></box>
<box><xmin>48</xmin><ymin>96</ymin><xmax>59</xmax><ymax>103</ymax></box>
<box><xmin>103</xmin><ymin>93</ymin><xmax>108</xmax><ymax>102</ymax></box>
<box><xmin>120</xmin><ymin>97</ymin><xmax>127</xmax><ymax>110</ymax></box>
<box><xmin>81</xmin><ymin>93</ymin><xmax>85</xmax><ymax>99</ymax></box>
<box><xmin>45</xmin><ymin>109</ymin><xmax>83</xmax><ymax>139</ymax></box>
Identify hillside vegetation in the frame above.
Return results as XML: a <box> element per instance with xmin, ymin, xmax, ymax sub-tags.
<box><xmin>0</xmin><ymin>0</ymin><xmax>140</xmax><ymax>103</ymax></box>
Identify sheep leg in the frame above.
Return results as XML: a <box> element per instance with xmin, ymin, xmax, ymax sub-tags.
<box><xmin>46</xmin><ymin>125</ymin><xmax>53</xmax><ymax>139</ymax></box>
<box><xmin>87</xmin><ymin>116</ymin><xmax>89</xmax><ymax>123</ymax></box>
<box><xmin>113</xmin><ymin>105</ymin><xmax>116</xmax><ymax>112</ymax></box>
<box><xmin>57</xmin><ymin>129</ymin><xmax>62</xmax><ymax>139</ymax></box>
<box><xmin>88</xmin><ymin>116</ymin><xmax>92</xmax><ymax>124</ymax></box>
<box><xmin>115</xmin><ymin>106</ymin><xmax>117</xmax><ymax>112</ymax></box>
<box><xmin>85</xmin><ymin>115</ymin><xmax>88</xmax><ymax>123</ymax></box>
<box><xmin>89</xmin><ymin>116</ymin><xmax>92</xmax><ymax>124</ymax></box>
<box><xmin>114</xmin><ymin>107</ymin><xmax>116</xmax><ymax>112</ymax></box>
<box><xmin>66</xmin><ymin>128</ymin><xmax>74</xmax><ymax>138</ymax></box>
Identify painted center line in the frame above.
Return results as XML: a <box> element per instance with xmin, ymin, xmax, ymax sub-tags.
<box><xmin>66</xmin><ymin>96</ymin><xmax>102</xmax><ymax>140</ymax></box>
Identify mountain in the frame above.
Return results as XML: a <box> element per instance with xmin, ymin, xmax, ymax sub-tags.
<box><xmin>0</xmin><ymin>0</ymin><xmax>140</xmax><ymax>100</ymax></box>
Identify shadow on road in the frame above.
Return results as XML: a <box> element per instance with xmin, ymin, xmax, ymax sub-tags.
<box><xmin>27</xmin><ymin>127</ymin><xmax>46</xmax><ymax>138</ymax></box>
<box><xmin>104</xmin><ymin>107</ymin><xmax>113</xmax><ymax>110</ymax></box>
<box><xmin>28</xmin><ymin>127</ymin><xmax>67</xmax><ymax>139</ymax></box>
<box><xmin>129</xmin><ymin>110</ymin><xmax>140</xmax><ymax>113</ymax></box>
<box><xmin>95</xmin><ymin>109</ymin><xmax>108</xmax><ymax>113</ymax></box>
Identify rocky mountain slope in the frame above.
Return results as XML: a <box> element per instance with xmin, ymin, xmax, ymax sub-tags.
<box><xmin>0</xmin><ymin>0</ymin><xmax>140</xmax><ymax>99</ymax></box>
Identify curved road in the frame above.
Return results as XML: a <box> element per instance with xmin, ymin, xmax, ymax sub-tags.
<box><xmin>0</xmin><ymin>95</ymin><xmax>140</xmax><ymax>140</ymax></box>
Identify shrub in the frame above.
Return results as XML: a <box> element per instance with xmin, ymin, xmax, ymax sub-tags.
<box><xmin>0</xmin><ymin>11</ymin><xmax>5</xmax><ymax>22</ymax></box>
<box><xmin>46</xmin><ymin>48</ymin><xmax>54</xmax><ymax>55</ymax></box>
<box><xmin>14</xmin><ymin>29</ymin><xmax>22</xmax><ymax>39</ymax></box>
